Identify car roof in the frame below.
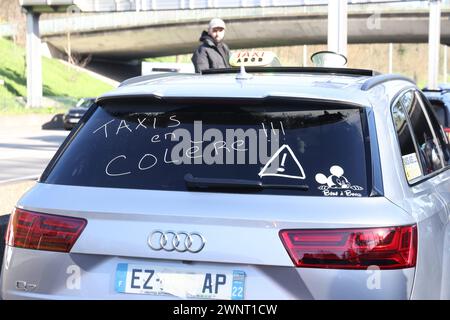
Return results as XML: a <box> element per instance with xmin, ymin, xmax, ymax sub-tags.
<box><xmin>99</xmin><ymin>68</ymin><xmax>415</xmax><ymax>107</ymax></box>
<box><xmin>423</xmin><ymin>89</ymin><xmax>450</xmax><ymax>101</ymax></box>
<box><xmin>423</xmin><ymin>90</ymin><xmax>444</xmax><ymax>99</ymax></box>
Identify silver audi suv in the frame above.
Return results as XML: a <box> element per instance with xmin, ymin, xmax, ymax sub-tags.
<box><xmin>1</xmin><ymin>66</ymin><xmax>450</xmax><ymax>299</ymax></box>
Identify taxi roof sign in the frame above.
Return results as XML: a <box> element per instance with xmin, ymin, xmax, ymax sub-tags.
<box><xmin>230</xmin><ymin>50</ymin><xmax>280</xmax><ymax>67</ymax></box>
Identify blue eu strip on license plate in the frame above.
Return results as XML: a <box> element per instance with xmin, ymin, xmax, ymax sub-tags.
<box><xmin>115</xmin><ymin>263</ymin><xmax>128</xmax><ymax>293</ymax></box>
<box><xmin>231</xmin><ymin>270</ymin><xmax>245</xmax><ymax>300</ymax></box>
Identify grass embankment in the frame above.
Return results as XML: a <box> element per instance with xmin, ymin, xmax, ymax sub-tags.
<box><xmin>0</xmin><ymin>37</ymin><xmax>114</xmax><ymax>114</ymax></box>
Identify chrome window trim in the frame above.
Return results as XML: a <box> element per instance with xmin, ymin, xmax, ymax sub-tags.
<box><xmin>390</xmin><ymin>87</ymin><xmax>450</xmax><ymax>187</ymax></box>
<box><xmin>414</xmin><ymin>91</ymin><xmax>446</xmax><ymax>168</ymax></box>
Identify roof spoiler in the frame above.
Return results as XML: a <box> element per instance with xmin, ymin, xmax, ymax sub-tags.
<box><xmin>421</xmin><ymin>88</ymin><xmax>450</xmax><ymax>93</ymax></box>
<box><xmin>202</xmin><ymin>66</ymin><xmax>379</xmax><ymax>77</ymax></box>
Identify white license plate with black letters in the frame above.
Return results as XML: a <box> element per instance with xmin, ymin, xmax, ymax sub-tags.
<box><xmin>115</xmin><ymin>263</ymin><xmax>245</xmax><ymax>300</ymax></box>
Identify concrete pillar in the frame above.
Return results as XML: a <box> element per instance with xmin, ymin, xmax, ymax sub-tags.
<box><xmin>388</xmin><ymin>43</ymin><xmax>393</xmax><ymax>73</ymax></box>
<box><xmin>444</xmin><ymin>45</ymin><xmax>448</xmax><ymax>83</ymax></box>
<box><xmin>303</xmin><ymin>45</ymin><xmax>308</xmax><ymax>67</ymax></box>
<box><xmin>428</xmin><ymin>0</ymin><xmax>441</xmax><ymax>89</ymax></box>
<box><xmin>327</xmin><ymin>0</ymin><xmax>347</xmax><ymax>57</ymax></box>
<box><xmin>26</xmin><ymin>12</ymin><xmax>42</xmax><ymax>108</ymax></box>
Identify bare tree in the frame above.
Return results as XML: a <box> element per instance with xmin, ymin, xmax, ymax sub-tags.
<box><xmin>0</xmin><ymin>0</ymin><xmax>26</xmax><ymax>46</ymax></box>
<box><xmin>64</xmin><ymin>33</ymin><xmax>93</xmax><ymax>82</ymax></box>
<box><xmin>62</xmin><ymin>6</ymin><xmax>93</xmax><ymax>81</ymax></box>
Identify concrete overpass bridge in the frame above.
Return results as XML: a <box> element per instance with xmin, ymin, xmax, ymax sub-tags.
<box><xmin>36</xmin><ymin>1</ymin><xmax>450</xmax><ymax>59</ymax></box>
<box><xmin>16</xmin><ymin>0</ymin><xmax>450</xmax><ymax>106</ymax></box>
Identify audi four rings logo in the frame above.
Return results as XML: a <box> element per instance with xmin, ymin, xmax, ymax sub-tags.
<box><xmin>147</xmin><ymin>231</ymin><xmax>206</xmax><ymax>253</ymax></box>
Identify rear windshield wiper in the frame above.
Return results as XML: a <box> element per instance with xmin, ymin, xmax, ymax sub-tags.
<box><xmin>184</xmin><ymin>173</ymin><xmax>309</xmax><ymax>191</ymax></box>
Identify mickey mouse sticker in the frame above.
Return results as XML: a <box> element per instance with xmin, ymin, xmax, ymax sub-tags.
<box><xmin>315</xmin><ymin>165</ymin><xmax>363</xmax><ymax>197</ymax></box>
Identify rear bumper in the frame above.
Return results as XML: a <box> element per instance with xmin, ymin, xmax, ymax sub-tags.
<box><xmin>1</xmin><ymin>246</ymin><xmax>415</xmax><ymax>300</ymax></box>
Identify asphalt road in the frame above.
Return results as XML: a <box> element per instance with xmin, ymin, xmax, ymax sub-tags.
<box><xmin>0</xmin><ymin>115</ymin><xmax>69</xmax><ymax>184</ymax></box>
<box><xmin>0</xmin><ymin>115</ymin><xmax>69</xmax><ymax>293</ymax></box>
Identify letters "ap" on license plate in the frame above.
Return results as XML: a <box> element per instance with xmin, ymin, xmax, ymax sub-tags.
<box><xmin>115</xmin><ymin>263</ymin><xmax>245</xmax><ymax>300</ymax></box>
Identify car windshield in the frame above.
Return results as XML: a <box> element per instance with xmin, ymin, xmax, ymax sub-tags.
<box><xmin>76</xmin><ymin>98</ymin><xmax>94</xmax><ymax>108</ymax></box>
<box><xmin>43</xmin><ymin>99</ymin><xmax>371</xmax><ymax>197</ymax></box>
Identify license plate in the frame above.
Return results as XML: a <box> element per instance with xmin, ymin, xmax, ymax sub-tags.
<box><xmin>68</xmin><ymin>118</ymin><xmax>79</xmax><ymax>123</ymax></box>
<box><xmin>115</xmin><ymin>263</ymin><xmax>245</xmax><ymax>300</ymax></box>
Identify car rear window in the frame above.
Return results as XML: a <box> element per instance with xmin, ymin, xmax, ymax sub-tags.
<box><xmin>43</xmin><ymin>99</ymin><xmax>371</xmax><ymax>197</ymax></box>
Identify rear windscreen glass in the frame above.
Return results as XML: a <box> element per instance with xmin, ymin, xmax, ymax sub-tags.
<box><xmin>44</xmin><ymin>100</ymin><xmax>370</xmax><ymax>197</ymax></box>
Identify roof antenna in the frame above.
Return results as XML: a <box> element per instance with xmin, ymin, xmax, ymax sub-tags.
<box><xmin>236</xmin><ymin>64</ymin><xmax>253</xmax><ymax>80</ymax></box>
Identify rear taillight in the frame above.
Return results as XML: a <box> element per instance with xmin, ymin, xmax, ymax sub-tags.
<box><xmin>280</xmin><ymin>225</ymin><xmax>417</xmax><ymax>270</ymax></box>
<box><xmin>5</xmin><ymin>208</ymin><xmax>87</xmax><ymax>253</ymax></box>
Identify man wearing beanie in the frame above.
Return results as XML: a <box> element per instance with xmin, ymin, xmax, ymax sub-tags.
<box><xmin>192</xmin><ymin>18</ymin><xmax>231</xmax><ymax>73</ymax></box>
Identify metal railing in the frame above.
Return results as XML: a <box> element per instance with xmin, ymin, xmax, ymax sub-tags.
<box><xmin>0</xmin><ymin>96</ymin><xmax>26</xmax><ymax>111</ymax></box>
<box><xmin>75</xmin><ymin>0</ymin><xmax>408</xmax><ymax>12</ymax></box>
<box><xmin>0</xmin><ymin>95</ymin><xmax>77</xmax><ymax>112</ymax></box>
<box><xmin>0</xmin><ymin>24</ymin><xmax>17</xmax><ymax>38</ymax></box>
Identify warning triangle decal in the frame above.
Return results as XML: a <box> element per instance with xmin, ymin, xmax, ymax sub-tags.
<box><xmin>258</xmin><ymin>144</ymin><xmax>306</xmax><ymax>180</ymax></box>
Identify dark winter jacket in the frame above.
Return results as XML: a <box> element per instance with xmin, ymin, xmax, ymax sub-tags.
<box><xmin>191</xmin><ymin>31</ymin><xmax>231</xmax><ymax>73</ymax></box>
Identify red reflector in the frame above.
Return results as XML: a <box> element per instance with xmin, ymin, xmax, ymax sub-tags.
<box><xmin>279</xmin><ymin>225</ymin><xmax>417</xmax><ymax>270</ymax></box>
<box><xmin>5</xmin><ymin>208</ymin><xmax>87</xmax><ymax>253</ymax></box>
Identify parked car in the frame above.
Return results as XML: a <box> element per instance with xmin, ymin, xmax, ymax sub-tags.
<box><xmin>1</xmin><ymin>64</ymin><xmax>450</xmax><ymax>299</ymax></box>
<box><xmin>63</xmin><ymin>98</ymin><xmax>95</xmax><ymax>130</ymax></box>
<box><xmin>422</xmin><ymin>87</ymin><xmax>450</xmax><ymax>141</ymax></box>
<box><xmin>141</xmin><ymin>62</ymin><xmax>195</xmax><ymax>76</ymax></box>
